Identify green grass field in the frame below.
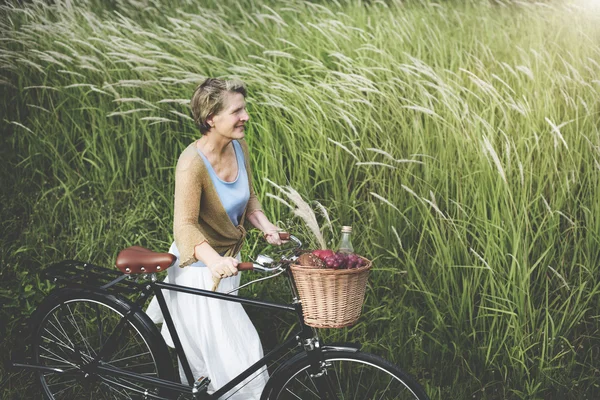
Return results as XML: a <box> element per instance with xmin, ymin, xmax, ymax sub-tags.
<box><xmin>1</xmin><ymin>0</ymin><xmax>600</xmax><ymax>398</ymax></box>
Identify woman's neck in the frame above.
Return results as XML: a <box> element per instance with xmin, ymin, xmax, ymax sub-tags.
<box><xmin>197</xmin><ymin>134</ymin><xmax>232</xmax><ymax>156</ymax></box>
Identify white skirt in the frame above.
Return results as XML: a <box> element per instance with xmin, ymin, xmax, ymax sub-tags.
<box><xmin>146</xmin><ymin>243</ymin><xmax>268</xmax><ymax>399</ymax></box>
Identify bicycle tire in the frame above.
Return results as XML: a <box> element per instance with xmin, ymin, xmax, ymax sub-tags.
<box><xmin>30</xmin><ymin>287</ymin><xmax>177</xmax><ymax>399</ymax></box>
<box><xmin>266</xmin><ymin>350</ymin><xmax>429</xmax><ymax>400</ymax></box>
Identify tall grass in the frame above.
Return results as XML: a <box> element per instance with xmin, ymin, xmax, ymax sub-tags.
<box><xmin>2</xmin><ymin>0</ymin><xmax>600</xmax><ymax>398</ymax></box>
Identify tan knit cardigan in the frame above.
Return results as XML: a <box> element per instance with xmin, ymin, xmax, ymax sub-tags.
<box><xmin>173</xmin><ymin>139</ymin><xmax>262</xmax><ymax>268</ymax></box>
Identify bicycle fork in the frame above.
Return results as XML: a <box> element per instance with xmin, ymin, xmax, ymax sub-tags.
<box><xmin>303</xmin><ymin>337</ymin><xmax>339</xmax><ymax>400</ymax></box>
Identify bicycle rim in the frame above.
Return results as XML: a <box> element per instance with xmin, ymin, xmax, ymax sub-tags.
<box><xmin>272</xmin><ymin>351</ymin><xmax>429</xmax><ymax>400</ymax></box>
<box><xmin>33</xmin><ymin>295</ymin><xmax>167</xmax><ymax>399</ymax></box>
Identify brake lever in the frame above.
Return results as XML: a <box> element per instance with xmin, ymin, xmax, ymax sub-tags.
<box><xmin>247</xmin><ymin>254</ymin><xmax>281</xmax><ymax>272</ymax></box>
<box><xmin>289</xmin><ymin>235</ymin><xmax>303</xmax><ymax>248</ymax></box>
<box><xmin>267</xmin><ymin>235</ymin><xmax>303</xmax><ymax>256</ymax></box>
<box><xmin>247</xmin><ymin>234</ymin><xmax>302</xmax><ymax>270</ymax></box>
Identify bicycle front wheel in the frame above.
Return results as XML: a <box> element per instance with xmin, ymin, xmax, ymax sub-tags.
<box><xmin>31</xmin><ymin>288</ymin><xmax>175</xmax><ymax>399</ymax></box>
<box><xmin>269</xmin><ymin>350</ymin><xmax>429</xmax><ymax>400</ymax></box>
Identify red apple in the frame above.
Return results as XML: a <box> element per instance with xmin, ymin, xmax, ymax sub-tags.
<box><xmin>312</xmin><ymin>249</ymin><xmax>335</xmax><ymax>260</ymax></box>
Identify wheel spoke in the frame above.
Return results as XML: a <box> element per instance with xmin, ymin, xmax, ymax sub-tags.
<box><xmin>50</xmin><ymin>380</ymin><xmax>77</xmax><ymax>398</ymax></box>
<box><xmin>40</xmin><ymin>346</ymin><xmax>79</xmax><ymax>368</ymax></box>
<box><xmin>352</xmin><ymin>364</ymin><xmax>365</xmax><ymax>400</ymax></box>
<box><xmin>109</xmin><ymin>351</ymin><xmax>150</xmax><ymax>364</ymax></box>
<box><xmin>106</xmin><ymin>350</ymin><xmax>151</xmax><ymax>364</ymax></box>
<box><xmin>100</xmin><ymin>379</ymin><xmax>134</xmax><ymax>399</ymax></box>
<box><xmin>106</xmin><ymin>334</ymin><xmax>140</xmax><ymax>363</ymax></box>
<box><xmin>40</xmin><ymin>336</ymin><xmax>94</xmax><ymax>365</ymax></box>
<box><xmin>360</xmin><ymin>375</ymin><xmax>376</xmax><ymax>400</ymax></box>
<box><xmin>291</xmin><ymin>374</ymin><xmax>319</xmax><ymax>397</ymax></box>
<box><xmin>34</xmin><ymin>295</ymin><xmax>167</xmax><ymax>400</ymax></box>
<box><xmin>43</xmin><ymin>327</ymin><xmax>75</xmax><ymax>353</ymax></box>
<box><xmin>331</xmin><ymin>362</ymin><xmax>345</xmax><ymax>400</ymax></box>
<box><xmin>284</xmin><ymin>387</ymin><xmax>305</xmax><ymax>400</ymax></box>
<box><xmin>376</xmin><ymin>377</ymin><xmax>394</xmax><ymax>400</ymax></box>
<box><xmin>66</xmin><ymin>304</ymin><xmax>97</xmax><ymax>357</ymax></box>
<box><xmin>50</xmin><ymin>314</ymin><xmax>75</xmax><ymax>349</ymax></box>
<box><xmin>109</xmin><ymin>360</ymin><xmax>157</xmax><ymax>372</ymax></box>
<box><xmin>305</xmin><ymin>370</ymin><xmax>319</xmax><ymax>394</ymax></box>
<box><xmin>46</xmin><ymin>378</ymin><xmax>77</xmax><ymax>387</ymax></box>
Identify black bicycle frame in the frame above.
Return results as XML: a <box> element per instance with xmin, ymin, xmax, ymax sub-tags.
<box><xmin>13</xmin><ymin>260</ymin><xmax>342</xmax><ymax>399</ymax></box>
<box><xmin>90</xmin><ymin>266</ymin><xmax>319</xmax><ymax>399</ymax></box>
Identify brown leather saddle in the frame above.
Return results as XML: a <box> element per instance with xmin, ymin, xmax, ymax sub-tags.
<box><xmin>115</xmin><ymin>246</ymin><xmax>176</xmax><ymax>274</ymax></box>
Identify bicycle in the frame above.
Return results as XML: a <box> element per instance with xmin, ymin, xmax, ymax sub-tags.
<box><xmin>11</xmin><ymin>233</ymin><xmax>430</xmax><ymax>400</ymax></box>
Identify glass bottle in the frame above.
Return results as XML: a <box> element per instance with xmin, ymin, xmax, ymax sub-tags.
<box><xmin>337</xmin><ymin>226</ymin><xmax>354</xmax><ymax>254</ymax></box>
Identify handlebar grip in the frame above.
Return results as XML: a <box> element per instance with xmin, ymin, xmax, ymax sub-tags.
<box><xmin>237</xmin><ymin>262</ymin><xmax>254</xmax><ymax>271</ymax></box>
<box><xmin>279</xmin><ymin>232</ymin><xmax>290</xmax><ymax>240</ymax></box>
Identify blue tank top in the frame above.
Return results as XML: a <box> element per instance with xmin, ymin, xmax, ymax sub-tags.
<box><xmin>197</xmin><ymin>140</ymin><xmax>250</xmax><ymax>227</ymax></box>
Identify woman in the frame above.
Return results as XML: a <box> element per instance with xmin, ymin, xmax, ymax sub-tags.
<box><xmin>147</xmin><ymin>78</ymin><xmax>284</xmax><ymax>399</ymax></box>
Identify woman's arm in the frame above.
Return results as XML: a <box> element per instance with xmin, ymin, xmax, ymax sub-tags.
<box><xmin>239</xmin><ymin>140</ymin><xmax>285</xmax><ymax>246</ymax></box>
<box><xmin>173</xmin><ymin>149</ymin><xmax>239</xmax><ymax>276</ymax></box>
<box><xmin>173</xmin><ymin>149</ymin><xmax>209</xmax><ymax>267</ymax></box>
<box><xmin>247</xmin><ymin>210</ymin><xmax>284</xmax><ymax>245</ymax></box>
<box><xmin>194</xmin><ymin>242</ymin><xmax>239</xmax><ymax>278</ymax></box>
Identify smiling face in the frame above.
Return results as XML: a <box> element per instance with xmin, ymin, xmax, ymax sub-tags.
<box><xmin>207</xmin><ymin>92</ymin><xmax>249</xmax><ymax>140</ymax></box>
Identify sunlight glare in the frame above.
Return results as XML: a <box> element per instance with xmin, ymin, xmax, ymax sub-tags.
<box><xmin>573</xmin><ymin>0</ymin><xmax>600</xmax><ymax>11</ymax></box>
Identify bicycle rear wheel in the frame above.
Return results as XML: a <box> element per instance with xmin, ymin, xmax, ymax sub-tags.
<box><xmin>269</xmin><ymin>350</ymin><xmax>429</xmax><ymax>400</ymax></box>
<box><xmin>31</xmin><ymin>288</ymin><xmax>176</xmax><ymax>399</ymax></box>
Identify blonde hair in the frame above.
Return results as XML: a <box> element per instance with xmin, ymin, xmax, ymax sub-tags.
<box><xmin>190</xmin><ymin>78</ymin><xmax>247</xmax><ymax>134</ymax></box>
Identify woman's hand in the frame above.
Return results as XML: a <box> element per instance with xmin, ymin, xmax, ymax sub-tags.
<box><xmin>207</xmin><ymin>256</ymin><xmax>239</xmax><ymax>279</ymax></box>
<box><xmin>246</xmin><ymin>210</ymin><xmax>288</xmax><ymax>246</ymax></box>
<box><xmin>264</xmin><ymin>228</ymin><xmax>288</xmax><ymax>246</ymax></box>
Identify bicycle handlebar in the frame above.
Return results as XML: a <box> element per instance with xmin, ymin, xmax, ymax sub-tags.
<box><xmin>278</xmin><ymin>232</ymin><xmax>291</xmax><ymax>241</ymax></box>
<box><xmin>238</xmin><ymin>262</ymin><xmax>254</xmax><ymax>271</ymax></box>
<box><xmin>237</xmin><ymin>232</ymin><xmax>297</xmax><ymax>272</ymax></box>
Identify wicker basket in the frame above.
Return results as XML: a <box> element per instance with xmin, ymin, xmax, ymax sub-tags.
<box><xmin>290</xmin><ymin>257</ymin><xmax>371</xmax><ymax>328</ymax></box>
